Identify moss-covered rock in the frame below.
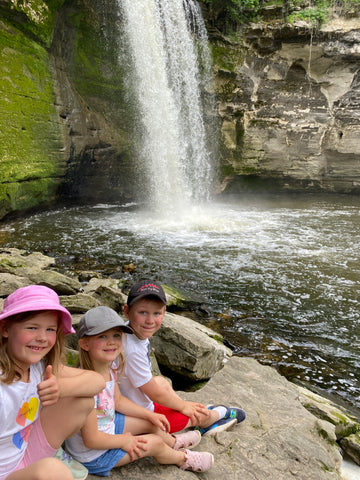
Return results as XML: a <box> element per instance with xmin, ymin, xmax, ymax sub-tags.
<box><xmin>0</xmin><ymin>0</ymin><xmax>135</xmax><ymax>220</ymax></box>
<box><xmin>0</xmin><ymin>2</ymin><xmax>65</xmax><ymax>219</ymax></box>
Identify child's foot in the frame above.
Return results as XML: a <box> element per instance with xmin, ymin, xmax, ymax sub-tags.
<box><xmin>208</xmin><ymin>405</ymin><xmax>246</xmax><ymax>424</ymax></box>
<box><xmin>179</xmin><ymin>449</ymin><xmax>214</xmax><ymax>472</ymax></box>
<box><xmin>55</xmin><ymin>446</ymin><xmax>88</xmax><ymax>480</ymax></box>
<box><xmin>197</xmin><ymin>416</ymin><xmax>237</xmax><ymax>436</ymax></box>
<box><xmin>173</xmin><ymin>429</ymin><xmax>201</xmax><ymax>450</ymax></box>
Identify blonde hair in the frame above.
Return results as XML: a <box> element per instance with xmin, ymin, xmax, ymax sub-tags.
<box><xmin>0</xmin><ymin>311</ymin><xmax>66</xmax><ymax>384</ymax></box>
<box><xmin>78</xmin><ymin>331</ymin><xmax>126</xmax><ymax>377</ymax></box>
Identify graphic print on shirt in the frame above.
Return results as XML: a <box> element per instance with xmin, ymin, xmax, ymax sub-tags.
<box><xmin>13</xmin><ymin>397</ymin><xmax>39</xmax><ymax>449</ymax></box>
<box><xmin>96</xmin><ymin>388</ymin><xmax>114</xmax><ymax>429</ymax></box>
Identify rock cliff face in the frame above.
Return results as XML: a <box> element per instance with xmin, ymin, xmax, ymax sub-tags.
<box><xmin>209</xmin><ymin>16</ymin><xmax>360</xmax><ymax>193</ymax></box>
<box><xmin>0</xmin><ymin>0</ymin><xmax>137</xmax><ymax>220</ymax></box>
<box><xmin>0</xmin><ymin>1</ymin><xmax>359</xmax><ymax>220</ymax></box>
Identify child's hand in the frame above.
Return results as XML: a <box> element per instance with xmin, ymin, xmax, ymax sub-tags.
<box><xmin>182</xmin><ymin>401</ymin><xmax>210</xmax><ymax>426</ymax></box>
<box><xmin>121</xmin><ymin>432</ymin><xmax>148</xmax><ymax>461</ymax></box>
<box><xmin>37</xmin><ymin>365</ymin><xmax>59</xmax><ymax>407</ymax></box>
<box><xmin>149</xmin><ymin>412</ymin><xmax>170</xmax><ymax>433</ymax></box>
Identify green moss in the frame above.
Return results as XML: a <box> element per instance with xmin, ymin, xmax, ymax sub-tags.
<box><xmin>5</xmin><ymin>0</ymin><xmax>66</xmax><ymax>47</ymax></box>
<box><xmin>210</xmin><ymin>43</ymin><xmax>243</xmax><ymax>73</ymax></box>
<box><xmin>220</xmin><ymin>164</ymin><xmax>237</xmax><ymax>177</ymax></box>
<box><xmin>0</xmin><ymin>20</ymin><xmax>62</xmax><ymax>216</ymax></box>
<box><xmin>62</xmin><ymin>3</ymin><xmax>133</xmax><ymax>138</ymax></box>
<box><xmin>66</xmin><ymin>348</ymin><xmax>79</xmax><ymax>367</ymax></box>
<box><xmin>0</xmin><ymin>258</ymin><xmax>26</xmax><ymax>272</ymax></box>
<box><xmin>316</xmin><ymin>425</ymin><xmax>337</xmax><ymax>446</ymax></box>
<box><xmin>212</xmin><ymin>334</ymin><xmax>224</xmax><ymax>344</ymax></box>
<box><xmin>333</xmin><ymin>411</ymin><xmax>357</xmax><ymax>424</ymax></box>
<box><xmin>162</xmin><ymin>285</ymin><xmax>188</xmax><ymax>305</ymax></box>
<box><xmin>67</xmin><ymin>8</ymin><xmax>125</xmax><ymax>103</ymax></box>
<box><xmin>341</xmin><ymin>424</ymin><xmax>359</xmax><ymax>437</ymax></box>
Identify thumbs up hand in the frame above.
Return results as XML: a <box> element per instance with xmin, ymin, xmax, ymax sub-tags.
<box><xmin>37</xmin><ymin>365</ymin><xmax>59</xmax><ymax>407</ymax></box>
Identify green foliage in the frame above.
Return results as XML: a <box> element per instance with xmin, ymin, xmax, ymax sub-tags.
<box><xmin>288</xmin><ymin>0</ymin><xmax>360</xmax><ymax>25</ymax></box>
<box><xmin>202</xmin><ymin>0</ymin><xmax>262</xmax><ymax>25</ymax></box>
<box><xmin>226</xmin><ymin>0</ymin><xmax>262</xmax><ymax>23</ymax></box>
<box><xmin>202</xmin><ymin>0</ymin><xmax>360</xmax><ymax>28</ymax></box>
<box><xmin>288</xmin><ymin>0</ymin><xmax>329</xmax><ymax>25</ymax></box>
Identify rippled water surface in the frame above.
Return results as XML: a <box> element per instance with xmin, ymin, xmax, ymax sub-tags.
<box><xmin>1</xmin><ymin>194</ymin><xmax>360</xmax><ymax>411</ymax></box>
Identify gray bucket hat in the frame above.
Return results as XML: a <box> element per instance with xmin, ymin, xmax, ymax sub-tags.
<box><xmin>77</xmin><ymin>306</ymin><xmax>133</xmax><ymax>338</ymax></box>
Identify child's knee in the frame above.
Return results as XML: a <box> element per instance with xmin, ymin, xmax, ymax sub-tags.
<box><xmin>147</xmin><ymin>433</ymin><xmax>165</xmax><ymax>452</ymax></box>
<box><xmin>8</xmin><ymin>458</ymin><xmax>73</xmax><ymax>480</ymax></box>
<box><xmin>46</xmin><ymin>458</ymin><xmax>73</xmax><ymax>480</ymax></box>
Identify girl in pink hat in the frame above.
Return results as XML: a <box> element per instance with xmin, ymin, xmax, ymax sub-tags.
<box><xmin>0</xmin><ymin>285</ymin><xmax>105</xmax><ymax>480</ymax></box>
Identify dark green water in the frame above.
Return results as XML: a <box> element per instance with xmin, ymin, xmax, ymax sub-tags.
<box><xmin>1</xmin><ymin>193</ymin><xmax>359</xmax><ymax>412</ymax></box>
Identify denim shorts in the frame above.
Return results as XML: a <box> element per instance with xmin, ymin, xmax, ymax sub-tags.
<box><xmin>82</xmin><ymin>412</ymin><xmax>126</xmax><ymax>477</ymax></box>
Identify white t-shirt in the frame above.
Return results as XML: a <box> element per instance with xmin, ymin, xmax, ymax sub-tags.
<box><xmin>65</xmin><ymin>368</ymin><xmax>116</xmax><ymax>463</ymax></box>
<box><xmin>0</xmin><ymin>362</ymin><xmax>43</xmax><ymax>478</ymax></box>
<box><xmin>117</xmin><ymin>334</ymin><xmax>154</xmax><ymax>411</ymax></box>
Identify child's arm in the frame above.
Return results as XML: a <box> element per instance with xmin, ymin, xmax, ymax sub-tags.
<box><xmin>37</xmin><ymin>365</ymin><xmax>105</xmax><ymax>407</ymax></box>
<box><xmin>124</xmin><ymin>344</ymin><xmax>209</xmax><ymax>425</ymax></box>
<box><xmin>81</xmin><ymin>408</ymin><xmax>148</xmax><ymax>461</ymax></box>
<box><xmin>140</xmin><ymin>376</ymin><xmax>210</xmax><ymax>426</ymax></box>
<box><xmin>114</xmin><ymin>383</ymin><xmax>170</xmax><ymax>432</ymax></box>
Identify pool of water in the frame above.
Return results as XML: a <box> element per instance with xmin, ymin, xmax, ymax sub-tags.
<box><xmin>1</xmin><ymin>193</ymin><xmax>359</xmax><ymax>412</ymax></box>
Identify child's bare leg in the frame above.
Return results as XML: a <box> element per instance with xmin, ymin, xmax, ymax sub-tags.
<box><xmin>7</xmin><ymin>457</ymin><xmax>72</xmax><ymax>480</ymax></box>
<box><xmin>115</xmin><ymin>434</ymin><xmax>185</xmax><ymax>467</ymax></box>
<box><xmin>40</xmin><ymin>396</ymin><xmax>94</xmax><ymax>449</ymax></box>
<box><xmin>124</xmin><ymin>416</ymin><xmax>176</xmax><ymax>447</ymax></box>
<box><xmin>197</xmin><ymin>409</ymin><xmax>220</xmax><ymax>428</ymax></box>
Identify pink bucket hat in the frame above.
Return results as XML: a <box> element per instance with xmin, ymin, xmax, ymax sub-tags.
<box><xmin>0</xmin><ymin>285</ymin><xmax>75</xmax><ymax>335</ymax></box>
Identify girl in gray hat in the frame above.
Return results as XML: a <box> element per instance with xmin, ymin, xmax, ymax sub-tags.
<box><xmin>65</xmin><ymin>306</ymin><xmax>214</xmax><ymax>475</ymax></box>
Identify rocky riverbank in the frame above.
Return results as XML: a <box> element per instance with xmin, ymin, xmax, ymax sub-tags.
<box><xmin>1</xmin><ymin>248</ymin><xmax>360</xmax><ymax>479</ymax></box>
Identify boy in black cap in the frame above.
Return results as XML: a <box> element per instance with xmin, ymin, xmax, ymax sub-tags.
<box><xmin>118</xmin><ymin>280</ymin><xmax>245</xmax><ymax>435</ymax></box>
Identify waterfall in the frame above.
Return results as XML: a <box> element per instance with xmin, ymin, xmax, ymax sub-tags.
<box><xmin>118</xmin><ymin>0</ymin><xmax>216</xmax><ymax>214</ymax></box>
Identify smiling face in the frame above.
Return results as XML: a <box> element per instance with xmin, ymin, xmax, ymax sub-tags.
<box><xmin>1</xmin><ymin>311</ymin><xmax>58</xmax><ymax>377</ymax></box>
<box><xmin>79</xmin><ymin>328</ymin><xmax>123</xmax><ymax>368</ymax></box>
<box><xmin>123</xmin><ymin>298</ymin><xmax>166</xmax><ymax>340</ymax></box>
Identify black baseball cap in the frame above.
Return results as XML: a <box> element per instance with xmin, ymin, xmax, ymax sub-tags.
<box><xmin>127</xmin><ymin>280</ymin><xmax>167</xmax><ymax>306</ymax></box>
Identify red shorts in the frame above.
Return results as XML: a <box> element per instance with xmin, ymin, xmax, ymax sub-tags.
<box><xmin>153</xmin><ymin>403</ymin><xmax>189</xmax><ymax>433</ymax></box>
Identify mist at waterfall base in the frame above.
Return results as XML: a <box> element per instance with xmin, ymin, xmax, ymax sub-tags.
<box><xmin>1</xmin><ymin>194</ymin><xmax>360</xmax><ymax>413</ymax></box>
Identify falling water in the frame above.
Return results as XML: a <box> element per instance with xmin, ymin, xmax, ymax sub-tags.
<box><xmin>118</xmin><ymin>0</ymin><xmax>216</xmax><ymax>213</ymax></box>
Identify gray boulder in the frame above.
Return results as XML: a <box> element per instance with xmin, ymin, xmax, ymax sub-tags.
<box><xmin>27</xmin><ymin>269</ymin><xmax>82</xmax><ymax>295</ymax></box>
<box><xmin>150</xmin><ymin>312</ymin><xmax>232</xmax><ymax>381</ymax></box>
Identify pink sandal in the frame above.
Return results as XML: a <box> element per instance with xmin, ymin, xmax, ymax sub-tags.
<box><xmin>180</xmin><ymin>448</ymin><xmax>214</xmax><ymax>472</ymax></box>
<box><xmin>173</xmin><ymin>429</ymin><xmax>201</xmax><ymax>450</ymax></box>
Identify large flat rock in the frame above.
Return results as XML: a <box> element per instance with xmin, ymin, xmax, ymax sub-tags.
<box><xmin>88</xmin><ymin>357</ymin><xmax>342</xmax><ymax>480</ymax></box>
